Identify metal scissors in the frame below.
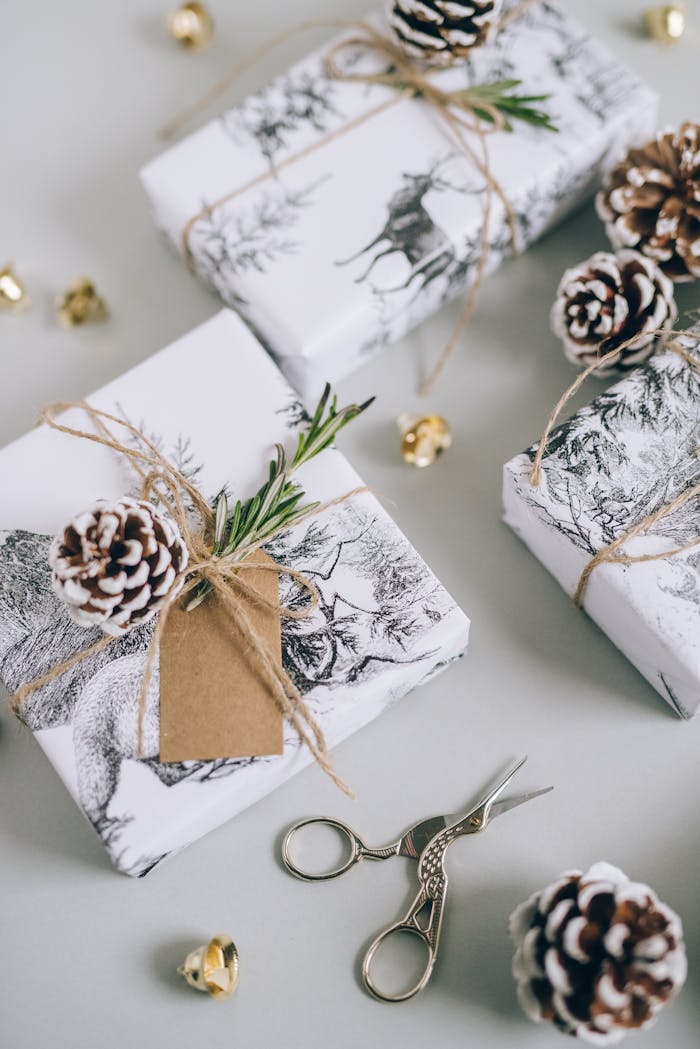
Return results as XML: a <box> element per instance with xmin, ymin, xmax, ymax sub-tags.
<box><xmin>282</xmin><ymin>757</ymin><xmax>552</xmax><ymax>1002</ymax></box>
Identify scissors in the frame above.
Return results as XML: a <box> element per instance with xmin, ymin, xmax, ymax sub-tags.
<box><xmin>282</xmin><ymin>757</ymin><xmax>552</xmax><ymax>1002</ymax></box>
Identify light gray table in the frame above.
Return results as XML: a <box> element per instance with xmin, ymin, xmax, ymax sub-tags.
<box><xmin>2</xmin><ymin>2</ymin><xmax>699</xmax><ymax>1046</ymax></box>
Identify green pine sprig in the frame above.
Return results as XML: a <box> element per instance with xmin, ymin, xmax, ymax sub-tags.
<box><xmin>459</xmin><ymin>79</ymin><xmax>558</xmax><ymax>134</ymax></box>
<box><xmin>186</xmin><ymin>384</ymin><xmax>374</xmax><ymax>611</ymax></box>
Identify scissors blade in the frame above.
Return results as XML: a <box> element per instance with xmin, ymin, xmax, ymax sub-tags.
<box><xmin>488</xmin><ymin>785</ymin><xmax>553</xmax><ymax>821</ymax></box>
<box><xmin>397</xmin><ymin>761</ymin><xmax>552</xmax><ymax>857</ymax></box>
<box><xmin>443</xmin><ymin>756</ymin><xmax>530</xmax><ymax>827</ymax></box>
<box><xmin>445</xmin><ymin>759</ymin><xmax>553</xmax><ymax>836</ymax></box>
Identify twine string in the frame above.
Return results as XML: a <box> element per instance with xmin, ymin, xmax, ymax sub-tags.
<box><xmin>322</xmin><ymin>22</ymin><xmax>518</xmax><ymax>395</ymax></box>
<box><xmin>169</xmin><ymin>3</ymin><xmax>541</xmax><ymax>392</ymax></box>
<box><xmin>573</xmin><ymin>487</ymin><xmax>700</xmax><ymax>606</ymax></box>
<box><xmin>12</xmin><ymin>401</ymin><xmax>368</xmax><ymax>796</ymax></box>
<box><xmin>528</xmin><ymin>330</ymin><xmax>700</xmax><ymax>606</ymax></box>
<box><xmin>160</xmin><ymin>1</ymin><xmax>542</xmax><ymax>141</ymax></box>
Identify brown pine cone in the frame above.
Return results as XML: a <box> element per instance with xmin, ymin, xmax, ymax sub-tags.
<box><xmin>550</xmin><ymin>249</ymin><xmax>677</xmax><ymax>374</ymax></box>
<box><xmin>596</xmin><ymin>122</ymin><xmax>700</xmax><ymax>282</ymax></box>
<box><xmin>49</xmin><ymin>497</ymin><xmax>188</xmax><ymax>636</ymax></box>
<box><xmin>387</xmin><ymin>0</ymin><xmax>502</xmax><ymax>65</ymax></box>
<box><xmin>510</xmin><ymin>862</ymin><xmax>687</xmax><ymax>1045</ymax></box>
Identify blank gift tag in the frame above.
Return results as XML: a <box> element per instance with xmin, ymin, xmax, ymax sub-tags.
<box><xmin>159</xmin><ymin>552</ymin><xmax>284</xmax><ymax>761</ymax></box>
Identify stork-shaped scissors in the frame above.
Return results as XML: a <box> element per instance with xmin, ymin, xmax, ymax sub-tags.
<box><xmin>282</xmin><ymin>757</ymin><xmax>553</xmax><ymax>1001</ymax></box>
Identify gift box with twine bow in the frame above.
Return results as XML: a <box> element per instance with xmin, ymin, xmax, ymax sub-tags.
<box><xmin>503</xmin><ymin>328</ymin><xmax>700</xmax><ymax>717</ymax></box>
<box><xmin>140</xmin><ymin>1</ymin><xmax>657</xmax><ymax>398</ymax></box>
<box><xmin>0</xmin><ymin>311</ymin><xmax>469</xmax><ymax>876</ymax></box>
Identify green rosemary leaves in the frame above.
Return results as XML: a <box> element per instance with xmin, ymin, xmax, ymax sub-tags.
<box><xmin>187</xmin><ymin>384</ymin><xmax>374</xmax><ymax>610</ymax></box>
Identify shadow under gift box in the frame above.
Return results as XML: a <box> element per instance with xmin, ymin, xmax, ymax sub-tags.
<box><xmin>503</xmin><ymin>331</ymin><xmax>700</xmax><ymax>719</ymax></box>
<box><xmin>139</xmin><ymin>2</ymin><xmax>658</xmax><ymax>400</ymax></box>
<box><xmin>0</xmin><ymin>310</ymin><xmax>469</xmax><ymax>877</ymax></box>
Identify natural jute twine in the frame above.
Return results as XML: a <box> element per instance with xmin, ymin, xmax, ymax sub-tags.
<box><xmin>164</xmin><ymin>1</ymin><xmax>542</xmax><ymax>395</ymax></box>
<box><xmin>11</xmin><ymin>401</ymin><xmax>368</xmax><ymax>796</ymax></box>
<box><xmin>529</xmin><ymin>330</ymin><xmax>700</xmax><ymax>606</ymax></box>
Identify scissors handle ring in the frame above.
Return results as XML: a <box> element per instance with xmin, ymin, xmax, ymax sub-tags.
<box><xmin>281</xmin><ymin>817</ymin><xmax>363</xmax><ymax>881</ymax></box>
<box><xmin>362</xmin><ymin>923</ymin><xmax>436</xmax><ymax>1003</ymax></box>
<box><xmin>361</xmin><ymin>878</ymin><xmax>447</xmax><ymax>1002</ymax></box>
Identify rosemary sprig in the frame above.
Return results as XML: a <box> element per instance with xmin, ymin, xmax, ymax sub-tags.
<box><xmin>460</xmin><ymin>79</ymin><xmax>558</xmax><ymax>134</ymax></box>
<box><xmin>186</xmin><ymin>384</ymin><xmax>374</xmax><ymax>611</ymax></box>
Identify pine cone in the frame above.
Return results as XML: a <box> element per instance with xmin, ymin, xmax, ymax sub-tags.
<box><xmin>596</xmin><ymin>122</ymin><xmax>700</xmax><ymax>283</ymax></box>
<box><xmin>49</xmin><ymin>497</ymin><xmax>188</xmax><ymax>636</ymax></box>
<box><xmin>387</xmin><ymin>0</ymin><xmax>502</xmax><ymax>65</ymax></box>
<box><xmin>510</xmin><ymin>862</ymin><xmax>687</xmax><ymax>1045</ymax></box>
<box><xmin>550</xmin><ymin>249</ymin><xmax>677</xmax><ymax>374</ymax></box>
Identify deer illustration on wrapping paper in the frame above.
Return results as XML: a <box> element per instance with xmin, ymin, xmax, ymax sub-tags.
<box><xmin>336</xmin><ymin>155</ymin><xmax>479</xmax><ymax>300</ymax></box>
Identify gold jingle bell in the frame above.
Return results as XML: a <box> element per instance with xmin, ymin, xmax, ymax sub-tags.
<box><xmin>168</xmin><ymin>2</ymin><xmax>214</xmax><ymax>49</ymax></box>
<box><xmin>398</xmin><ymin>413</ymin><xmax>453</xmax><ymax>468</ymax></box>
<box><xmin>644</xmin><ymin>5</ymin><xmax>687</xmax><ymax>43</ymax></box>
<box><xmin>0</xmin><ymin>264</ymin><xmax>29</xmax><ymax>311</ymax></box>
<box><xmin>56</xmin><ymin>278</ymin><xmax>109</xmax><ymax>328</ymax></box>
<box><xmin>178</xmin><ymin>935</ymin><xmax>240</xmax><ymax>1000</ymax></box>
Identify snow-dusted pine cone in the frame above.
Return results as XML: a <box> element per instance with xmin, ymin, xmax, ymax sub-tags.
<box><xmin>510</xmin><ymin>863</ymin><xmax>687</xmax><ymax>1045</ymax></box>
<box><xmin>550</xmin><ymin>249</ymin><xmax>677</xmax><ymax>374</ymax></box>
<box><xmin>596</xmin><ymin>122</ymin><xmax>700</xmax><ymax>282</ymax></box>
<box><xmin>49</xmin><ymin>497</ymin><xmax>188</xmax><ymax>636</ymax></box>
<box><xmin>387</xmin><ymin>0</ymin><xmax>503</xmax><ymax>65</ymax></box>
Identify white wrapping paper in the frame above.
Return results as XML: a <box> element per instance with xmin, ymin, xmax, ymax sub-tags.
<box><xmin>141</xmin><ymin>2</ymin><xmax>658</xmax><ymax>397</ymax></box>
<box><xmin>503</xmin><ymin>334</ymin><xmax>700</xmax><ymax>718</ymax></box>
<box><xmin>0</xmin><ymin>311</ymin><xmax>469</xmax><ymax>875</ymax></box>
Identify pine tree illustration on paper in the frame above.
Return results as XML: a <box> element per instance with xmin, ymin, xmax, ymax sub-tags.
<box><xmin>266</xmin><ymin>506</ymin><xmax>448</xmax><ymax>694</ymax></box>
<box><xmin>190</xmin><ymin>176</ymin><xmax>331</xmax><ymax>304</ymax></box>
<box><xmin>275</xmin><ymin>391</ymin><xmax>311</xmax><ymax>430</ymax></box>
<box><xmin>114</xmin><ymin>404</ymin><xmax>205</xmax><ymax>511</ymax></box>
<box><xmin>222</xmin><ymin>69</ymin><xmax>339</xmax><ymax>164</ymax></box>
<box><xmin>481</xmin><ymin>2</ymin><xmax>643</xmax><ymax>127</ymax></box>
<box><xmin>519</xmin><ymin>348</ymin><xmax>700</xmax><ymax>584</ymax></box>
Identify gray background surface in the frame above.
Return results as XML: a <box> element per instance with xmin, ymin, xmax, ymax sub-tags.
<box><xmin>1</xmin><ymin>2</ymin><xmax>699</xmax><ymax>1046</ymax></box>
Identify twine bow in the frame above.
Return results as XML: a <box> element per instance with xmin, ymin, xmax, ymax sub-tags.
<box><xmin>169</xmin><ymin>1</ymin><xmax>543</xmax><ymax>395</ymax></box>
<box><xmin>12</xmin><ymin>401</ymin><xmax>366</xmax><ymax>796</ymax></box>
<box><xmin>529</xmin><ymin>330</ymin><xmax>700</xmax><ymax>606</ymax></box>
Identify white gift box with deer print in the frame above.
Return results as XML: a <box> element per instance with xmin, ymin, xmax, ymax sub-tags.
<box><xmin>503</xmin><ymin>333</ymin><xmax>700</xmax><ymax>719</ymax></box>
<box><xmin>0</xmin><ymin>310</ymin><xmax>469</xmax><ymax>876</ymax></box>
<box><xmin>140</xmin><ymin>1</ymin><xmax>658</xmax><ymax>398</ymax></box>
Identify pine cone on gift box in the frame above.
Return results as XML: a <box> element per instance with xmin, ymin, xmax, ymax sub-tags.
<box><xmin>510</xmin><ymin>862</ymin><xmax>687</xmax><ymax>1045</ymax></box>
<box><xmin>50</xmin><ymin>497</ymin><xmax>188</xmax><ymax>636</ymax></box>
<box><xmin>387</xmin><ymin>0</ymin><xmax>503</xmax><ymax>65</ymax></box>
<box><xmin>596</xmin><ymin>122</ymin><xmax>700</xmax><ymax>282</ymax></box>
<box><xmin>550</xmin><ymin>249</ymin><xmax>677</xmax><ymax>374</ymax></box>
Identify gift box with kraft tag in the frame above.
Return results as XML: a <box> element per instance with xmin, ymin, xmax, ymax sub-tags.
<box><xmin>140</xmin><ymin>1</ymin><xmax>658</xmax><ymax>398</ymax></box>
<box><xmin>503</xmin><ymin>331</ymin><xmax>700</xmax><ymax>719</ymax></box>
<box><xmin>0</xmin><ymin>310</ymin><xmax>469</xmax><ymax>876</ymax></box>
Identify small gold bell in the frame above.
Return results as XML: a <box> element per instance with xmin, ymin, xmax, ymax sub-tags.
<box><xmin>398</xmin><ymin>413</ymin><xmax>453</xmax><ymax>468</ymax></box>
<box><xmin>167</xmin><ymin>2</ymin><xmax>214</xmax><ymax>49</ymax></box>
<box><xmin>644</xmin><ymin>5</ymin><xmax>687</xmax><ymax>43</ymax></box>
<box><xmin>0</xmin><ymin>264</ymin><xmax>29</xmax><ymax>311</ymax></box>
<box><xmin>177</xmin><ymin>935</ymin><xmax>240</xmax><ymax>1000</ymax></box>
<box><xmin>56</xmin><ymin>278</ymin><xmax>109</xmax><ymax>328</ymax></box>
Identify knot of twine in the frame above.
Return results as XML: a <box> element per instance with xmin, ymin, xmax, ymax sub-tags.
<box><xmin>171</xmin><ymin>2</ymin><xmax>542</xmax><ymax>394</ymax></box>
<box><xmin>528</xmin><ymin>330</ymin><xmax>700</xmax><ymax>606</ymax></box>
<box><xmin>12</xmin><ymin>401</ymin><xmax>366</xmax><ymax>796</ymax></box>
<box><xmin>324</xmin><ymin>21</ymin><xmax>511</xmax><ymax>135</ymax></box>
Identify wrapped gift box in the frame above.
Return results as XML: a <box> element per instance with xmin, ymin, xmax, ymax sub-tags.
<box><xmin>140</xmin><ymin>2</ymin><xmax>658</xmax><ymax>398</ymax></box>
<box><xmin>0</xmin><ymin>310</ymin><xmax>469</xmax><ymax>876</ymax></box>
<box><xmin>503</xmin><ymin>333</ymin><xmax>700</xmax><ymax>719</ymax></box>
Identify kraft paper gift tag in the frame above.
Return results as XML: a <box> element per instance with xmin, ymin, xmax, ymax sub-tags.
<box><xmin>159</xmin><ymin>552</ymin><xmax>284</xmax><ymax>761</ymax></box>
